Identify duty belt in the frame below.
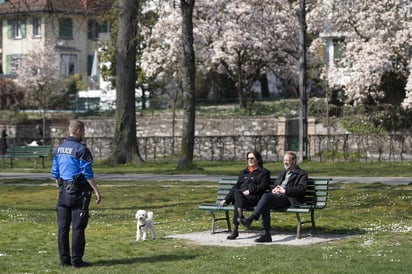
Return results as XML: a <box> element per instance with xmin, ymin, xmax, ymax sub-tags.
<box><xmin>58</xmin><ymin>179</ymin><xmax>74</xmax><ymax>187</ymax></box>
<box><xmin>62</xmin><ymin>181</ymin><xmax>73</xmax><ymax>186</ymax></box>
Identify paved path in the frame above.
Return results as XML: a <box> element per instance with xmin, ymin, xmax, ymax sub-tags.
<box><xmin>0</xmin><ymin>173</ymin><xmax>411</xmax><ymax>185</ymax></box>
<box><xmin>167</xmin><ymin>230</ymin><xmax>353</xmax><ymax>247</ymax></box>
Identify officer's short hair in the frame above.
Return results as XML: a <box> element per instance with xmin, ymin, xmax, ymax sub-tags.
<box><xmin>69</xmin><ymin>120</ymin><xmax>85</xmax><ymax>134</ymax></box>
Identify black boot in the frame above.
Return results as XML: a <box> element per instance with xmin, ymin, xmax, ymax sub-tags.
<box><xmin>235</xmin><ymin>207</ymin><xmax>244</xmax><ymax>225</ymax></box>
<box><xmin>226</xmin><ymin>228</ymin><xmax>239</xmax><ymax>240</ymax></box>
<box><xmin>240</xmin><ymin>214</ymin><xmax>256</xmax><ymax>228</ymax></box>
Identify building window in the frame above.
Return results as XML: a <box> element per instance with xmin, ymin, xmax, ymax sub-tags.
<box><xmin>100</xmin><ymin>21</ymin><xmax>110</xmax><ymax>33</ymax></box>
<box><xmin>88</xmin><ymin>20</ymin><xmax>99</xmax><ymax>40</ymax></box>
<box><xmin>98</xmin><ymin>21</ymin><xmax>111</xmax><ymax>40</ymax></box>
<box><xmin>59</xmin><ymin>18</ymin><xmax>73</xmax><ymax>39</ymax></box>
<box><xmin>88</xmin><ymin>20</ymin><xmax>111</xmax><ymax>41</ymax></box>
<box><xmin>32</xmin><ymin>17</ymin><xmax>41</xmax><ymax>38</ymax></box>
<box><xmin>61</xmin><ymin>54</ymin><xmax>77</xmax><ymax>76</ymax></box>
<box><xmin>7</xmin><ymin>19</ymin><xmax>26</xmax><ymax>39</ymax></box>
<box><xmin>6</xmin><ymin>54</ymin><xmax>23</xmax><ymax>74</ymax></box>
<box><xmin>333</xmin><ymin>39</ymin><xmax>345</xmax><ymax>66</ymax></box>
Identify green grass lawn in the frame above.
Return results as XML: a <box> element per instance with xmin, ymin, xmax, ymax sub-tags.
<box><xmin>0</xmin><ymin>176</ymin><xmax>411</xmax><ymax>274</ymax></box>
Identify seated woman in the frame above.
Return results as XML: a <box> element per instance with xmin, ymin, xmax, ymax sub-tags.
<box><xmin>219</xmin><ymin>150</ymin><xmax>271</xmax><ymax>240</ymax></box>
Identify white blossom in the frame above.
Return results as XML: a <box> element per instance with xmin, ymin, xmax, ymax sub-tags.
<box><xmin>311</xmin><ymin>0</ymin><xmax>412</xmax><ymax>106</ymax></box>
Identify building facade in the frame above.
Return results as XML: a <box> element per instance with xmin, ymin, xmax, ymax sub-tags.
<box><xmin>0</xmin><ymin>0</ymin><xmax>110</xmax><ymax>85</ymax></box>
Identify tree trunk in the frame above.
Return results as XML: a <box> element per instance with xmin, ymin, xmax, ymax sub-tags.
<box><xmin>236</xmin><ymin>55</ymin><xmax>246</xmax><ymax>109</ymax></box>
<box><xmin>176</xmin><ymin>0</ymin><xmax>196</xmax><ymax>170</ymax></box>
<box><xmin>259</xmin><ymin>74</ymin><xmax>270</xmax><ymax>98</ymax></box>
<box><xmin>42</xmin><ymin>108</ymin><xmax>46</xmax><ymax>141</ymax></box>
<box><xmin>110</xmin><ymin>0</ymin><xmax>143</xmax><ymax>164</ymax></box>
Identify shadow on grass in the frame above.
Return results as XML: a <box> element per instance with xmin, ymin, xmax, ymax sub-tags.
<box><xmin>315</xmin><ymin>227</ymin><xmax>367</xmax><ymax>236</ymax></box>
<box><xmin>94</xmin><ymin>254</ymin><xmax>197</xmax><ymax>266</ymax></box>
<box><xmin>271</xmin><ymin>226</ymin><xmax>367</xmax><ymax>237</ymax></box>
<box><xmin>98</xmin><ymin>201</ymin><xmax>201</xmax><ymax>211</ymax></box>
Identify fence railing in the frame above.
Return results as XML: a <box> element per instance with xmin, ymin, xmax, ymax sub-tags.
<box><xmin>6</xmin><ymin>134</ymin><xmax>412</xmax><ymax>162</ymax></box>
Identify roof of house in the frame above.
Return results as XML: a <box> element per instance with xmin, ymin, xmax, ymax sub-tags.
<box><xmin>0</xmin><ymin>0</ymin><xmax>112</xmax><ymax>16</ymax></box>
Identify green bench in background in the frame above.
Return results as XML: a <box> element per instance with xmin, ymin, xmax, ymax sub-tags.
<box><xmin>0</xmin><ymin>145</ymin><xmax>52</xmax><ymax>168</ymax></box>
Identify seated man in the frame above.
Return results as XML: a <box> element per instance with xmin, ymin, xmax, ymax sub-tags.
<box><xmin>240</xmin><ymin>151</ymin><xmax>308</xmax><ymax>242</ymax></box>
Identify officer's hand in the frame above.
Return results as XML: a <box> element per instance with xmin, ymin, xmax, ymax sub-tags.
<box><xmin>95</xmin><ymin>191</ymin><xmax>101</xmax><ymax>204</ymax></box>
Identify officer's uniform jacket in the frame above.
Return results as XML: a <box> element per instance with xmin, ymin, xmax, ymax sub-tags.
<box><xmin>51</xmin><ymin>136</ymin><xmax>94</xmax><ymax>184</ymax></box>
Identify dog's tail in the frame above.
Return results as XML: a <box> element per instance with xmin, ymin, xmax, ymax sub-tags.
<box><xmin>147</xmin><ymin>211</ymin><xmax>154</xmax><ymax>220</ymax></box>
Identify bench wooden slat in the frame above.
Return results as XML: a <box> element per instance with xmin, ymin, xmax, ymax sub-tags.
<box><xmin>199</xmin><ymin>176</ymin><xmax>331</xmax><ymax>239</ymax></box>
<box><xmin>217</xmin><ymin>186</ymin><xmax>234</xmax><ymax>191</ymax></box>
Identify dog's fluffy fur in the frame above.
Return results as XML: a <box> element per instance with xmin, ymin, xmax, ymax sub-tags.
<box><xmin>135</xmin><ymin>209</ymin><xmax>156</xmax><ymax>241</ymax></box>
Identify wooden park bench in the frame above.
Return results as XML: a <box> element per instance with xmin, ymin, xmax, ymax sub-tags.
<box><xmin>198</xmin><ymin>177</ymin><xmax>331</xmax><ymax>239</ymax></box>
<box><xmin>0</xmin><ymin>145</ymin><xmax>52</xmax><ymax>168</ymax></box>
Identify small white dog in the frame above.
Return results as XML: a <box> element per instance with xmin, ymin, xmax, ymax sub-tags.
<box><xmin>135</xmin><ymin>209</ymin><xmax>156</xmax><ymax>241</ymax></box>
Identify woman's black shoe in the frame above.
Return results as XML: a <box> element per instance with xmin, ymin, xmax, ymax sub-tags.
<box><xmin>226</xmin><ymin>230</ymin><xmax>239</xmax><ymax>240</ymax></box>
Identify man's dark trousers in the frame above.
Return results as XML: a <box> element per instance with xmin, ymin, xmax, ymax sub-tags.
<box><xmin>254</xmin><ymin>192</ymin><xmax>290</xmax><ymax>234</ymax></box>
<box><xmin>56</xmin><ymin>186</ymin><xmax>90</xmax><ymax>266</ymax></box>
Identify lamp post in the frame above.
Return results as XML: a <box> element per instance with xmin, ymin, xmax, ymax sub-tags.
<box><xmin>298</xmin><ymin>0</ymin><xmax>308</xmax><ymax>162</ymax></box>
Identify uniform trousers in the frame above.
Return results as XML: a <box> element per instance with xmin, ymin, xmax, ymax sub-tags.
<box><xmin>56</xmin><ymin>186</ymin><xmax>90</xmax><ymax>265</ymax></box>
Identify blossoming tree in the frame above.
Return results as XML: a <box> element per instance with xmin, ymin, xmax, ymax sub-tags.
<box><xmin>15</xmin><ymin>42</ymin><xmax>66</xmax><ymax>140</ymax></box>
<box><xmin>142</xmin><ymin>0</ymin><xmax>302</xmax><ymax>109</ymax></box>
<box><xmin>309</xmin><ymin>0</ymin><xmax>412</xmax><ymax>107</ymax></box>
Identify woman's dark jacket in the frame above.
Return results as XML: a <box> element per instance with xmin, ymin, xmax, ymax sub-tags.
<box><xmin>273</xmin><ymin>167</ymin><xmax>308</xmax><ymax>206</ymax></box>
<box><xmin>224</xmin><ymin>166</ymin><xmax>271</xmax><ymax>202</ymax></box>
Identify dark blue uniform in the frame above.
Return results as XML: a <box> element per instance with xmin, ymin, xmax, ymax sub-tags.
<box><xmin>52</xmin><ymin>136</ymin><xmax>94</xmax><ymax>267</ymax></box>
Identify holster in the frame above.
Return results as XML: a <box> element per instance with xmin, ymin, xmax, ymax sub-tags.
<box><xmin>81</xmin><ymin>191</ymin><xmax>92</xmax><ymax>212</ymax></box>
<box><xmin>74</xmin><ymin>173</ymin><xmax>93</xmax><ymax>214</ymax></box>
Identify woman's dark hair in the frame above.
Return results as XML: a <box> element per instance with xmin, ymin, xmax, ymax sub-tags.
<box><xmin>246</xmin><ymin>150</ymin><xmax>263</xmax><ymax>167</ymax></box>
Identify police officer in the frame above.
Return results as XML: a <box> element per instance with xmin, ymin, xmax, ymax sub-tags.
<box><xmin>52</xmin><ymin>119</ymin><xmax>101</xmax><ymax>268</ymax></box>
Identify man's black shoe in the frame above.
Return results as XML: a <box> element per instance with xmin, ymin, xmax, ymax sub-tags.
<box><xmin>72</xmin><ymin>261</ymin><xmax>92</xmax><ymax>268</ymax></box>
<box><xmin>254</xmin><ymin>234</ymin><xmax>272</xmax><ymax>243</ymax></box>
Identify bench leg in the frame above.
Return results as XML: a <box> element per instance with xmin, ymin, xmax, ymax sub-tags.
<box><xmin>211</xmin><ymin>212</ymin><xmax>216</xmax><ymax>234</ymax></box>
<box><xmin>225</xmin><ymin>211</ymin><xmax>232</xmax><ymax>233</ymax></box>
<box><xmin>295</xmin><ymin>210</ymin><xmax>317</xmax><ymax>239</ymax></box>
<box><xmin>295</xmin><ymin>212</ymin><xmax>302</xmax><ymax>239</ymax></box>
<box><xmin>310</xmin><ymin>210</ymin><xmax>316</xmax><ymax>235</ymax></box>
<box><xmin>210</xmin><ymin>211</ymin><xmax>232</xmax><ymax>234</ymax></box>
